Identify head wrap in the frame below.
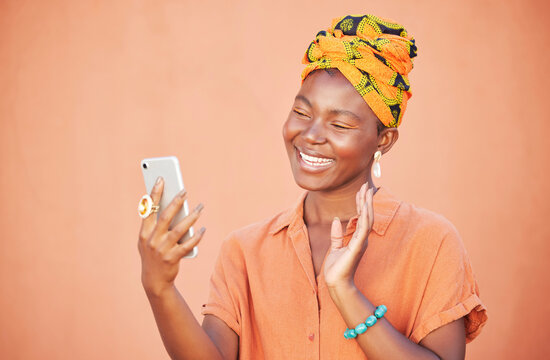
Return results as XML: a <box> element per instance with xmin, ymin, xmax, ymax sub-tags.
<box><xmin>301</xmin><ymin>14</ymin><xmax>418</xmax><ymax>127</ymax></box>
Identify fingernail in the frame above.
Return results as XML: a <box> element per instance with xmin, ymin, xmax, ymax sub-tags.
<box><xmin>195</xmin><ymin>203</ymin><xmax>204</xmax><ymax>213</ymax></box>
<box><xmin>199</xmin><ymin>227</ymin><xmax>206</xmax><ymax>235</ymax></box>
<box><xmin>334</xmin><ymin>217</ymin><xmax>340</xmax><ymax>222</ymax></box>
<box><xmin>178</xmin><ymin>189</ymin><xmax>187</xmax><ymax>198</ymax></box>
<box><xmin>156</xmin><ymin>176</ymin><xmax>163</xmax><ymax>185</ymax></box>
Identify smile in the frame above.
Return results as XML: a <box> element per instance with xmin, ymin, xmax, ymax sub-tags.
<box><xmin>299</xmin><ymin>151</ymin><xmax>335</xmax><ymax>167</ymax></box>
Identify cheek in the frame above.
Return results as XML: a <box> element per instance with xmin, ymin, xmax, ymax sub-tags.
<box><xmin>282</xmin><ymin>117</ymin><xmax>300</xmax><ymax>144</ymax></box>
<box><xmin>332</xmin><ymin>134</ymin><xmax>375</xmax><ymax>162</ymax></box>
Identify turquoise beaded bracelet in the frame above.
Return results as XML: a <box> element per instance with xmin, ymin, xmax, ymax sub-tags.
<box><xmin>344</xmin><ymin>305</ymin><xmax>387</xmax><ymax>339</ymax></box>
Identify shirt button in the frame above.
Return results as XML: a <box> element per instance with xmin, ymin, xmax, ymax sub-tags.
<box><xmin>308</xmin><ymin>333</ymin><xmax>315</xmax><ymax>341</ymax></box>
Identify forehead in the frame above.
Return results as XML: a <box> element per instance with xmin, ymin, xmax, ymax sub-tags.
<box><xmin>296</xmin><ymin>70</ymin><xmax>377</xmax><ymax>121</ymax></box>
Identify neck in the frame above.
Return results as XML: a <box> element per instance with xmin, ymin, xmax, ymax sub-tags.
<box><xmin>303</xmin><ymin>176</ymin><xmax>377</xmax><ymax>226</ymax></box>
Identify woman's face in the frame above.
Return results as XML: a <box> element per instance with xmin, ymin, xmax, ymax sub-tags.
<box><xmin>282</xmin><ymin>70</ymin><xmax>382</xmax><ymax>192</ymax></box>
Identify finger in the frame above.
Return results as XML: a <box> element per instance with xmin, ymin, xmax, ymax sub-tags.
<box><xmin>139</xmin><ymin>177</ymin><xmax>165</xmax><ymax>244</ymax></box>
<box><xmin>366</xmin><ymin>187</ymin><xmax>375</xmax><ymax>231</ymax></box>
<box><xmin>155</xmin><ymin>188</ymin><xmax>188</xmax><ymax>235</ymax></box>
<box><xmin>359</xmin><ymin>182</ymin><xmax>368</xmax><ymax>214</ymax></box>
<box><xmin>330</xmin><ymin>217</ymin><xmax>344</xmax><ymax>250</ymax></box>
<box><xmin>150</xmin><ymin>176</ymin><xmax>164</xmax><ymax>207</ymax></box>
<box><xmin>169</xmin><ymin>227</ymin><xmax>206</xmax><ymax>260</ymax></box>
<box><xmin>349</xmin><ymin>191</ymin><xmax>370</xmax><ymax>251</ymax></box>
<box><xmin>163</xmin><ymin>203</ymin><xmax>204</xmax><ymax>248</ymax></box>
<box><xmin>356</xmin><ymin>187</ymin><xmax>374</xmax><ymax>243</ymax></box>
<box><xmin>356</xmin><ymin>182</ymin><xmax>366</xmax><ymax>214</ymax></box>
<box><xmin>356</xmin><ymin>189</ymin><xmax>360</xmax><ymax>214</ymax></box>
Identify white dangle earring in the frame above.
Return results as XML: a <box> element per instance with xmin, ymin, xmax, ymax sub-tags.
<box><xmin>372</xmin><ymin>150</ymin><xmax>382</xmax><ymax>178</ymax></box>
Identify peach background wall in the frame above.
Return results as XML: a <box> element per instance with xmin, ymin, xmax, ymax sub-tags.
<box><xmin>1</xmin><ymin>0</ymin><xmax>549</xmax><ymax>359</ymax></box>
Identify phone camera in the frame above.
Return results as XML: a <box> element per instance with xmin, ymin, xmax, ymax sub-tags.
<box><xmin>142</xmin><ymin>163</ymin><xmax>148</xmax><ymax>169</ymax></box>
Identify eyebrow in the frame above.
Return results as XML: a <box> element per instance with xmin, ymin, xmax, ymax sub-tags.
<box><xmin>294</xmin><ymin>95</ymin><xmax>361</xmax><ymax>121</ymax></box>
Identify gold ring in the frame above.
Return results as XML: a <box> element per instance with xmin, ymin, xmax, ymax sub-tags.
<box><xmin>138</xmin><ymin>194</ymin><xmax>160</xmax><ymax>219</ymax></box>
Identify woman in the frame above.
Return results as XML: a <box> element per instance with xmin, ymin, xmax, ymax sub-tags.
<box><xmin>137</xmin><ymin>14</ymin><xmax>487</xmax><ymax>359</ymax></box>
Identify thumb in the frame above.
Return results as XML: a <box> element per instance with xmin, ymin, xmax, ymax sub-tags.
<box><xmin>330</xmin><ymin>217</ymin><xmax>344</xmax><ymax>250</ymax></box>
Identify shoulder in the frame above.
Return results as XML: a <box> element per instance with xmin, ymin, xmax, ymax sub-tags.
<box><xmin>381</xmin><ymin>194</ymin><xmax>473</xmax><ymax>286</ymax></box>
<box><xmin>220</xmin><ymin>208</ymin><xmax>291</xmax><ymax>252</ymax></box>
<box><xmin>386</xmin><ymin>193</ymin><xmax>464</xmax><ymax>254</ymax></box>
<box><xmin>399</xmin><ymin>200</ymin><xmax>459</xmax><ymax>237</ymax></box>
<box><xmin>374</xmin><ymin>187</ymin><xmax>459</xmax><ymax>241</ymax></box>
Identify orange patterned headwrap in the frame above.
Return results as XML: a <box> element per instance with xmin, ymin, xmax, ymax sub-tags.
<box><xmin>302</xmin><ymin>15</ymin><xmax>418</xmax><ymax>127</ymax></box>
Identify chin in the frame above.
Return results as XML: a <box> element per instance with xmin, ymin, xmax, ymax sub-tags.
<box><xmin>293</xmin><ymin>177</ymin><xmax>327</xmax><ymax>192</ymax></box>
<box><xmin>289</xmin><ymin>168</ymin><xmax>340</xmax><ymax>192</ymax></box>
<box><xmin>289</xmin><ymin>161</ymin><xmax>370</xmax><ymax>194</ymax></box>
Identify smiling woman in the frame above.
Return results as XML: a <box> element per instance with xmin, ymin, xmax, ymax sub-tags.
<box><xmin>283</xmin><ymin>70</ymin><xmax>383</xmax><ymax>192</ymax></box>
<box><xmin>138</xmin><ymin>14</ymin><xmax>487</xmax><ymax>360</ymax></box>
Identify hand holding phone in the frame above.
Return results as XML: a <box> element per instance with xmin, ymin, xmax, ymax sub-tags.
<box><xmin>137</xmin><ymin>156</ymin><xmax>205</xmax><ymax>295</ymax></box>
<box><xmin>141</xmin><ymin>156</ymin><xmax>199</xmax><ymax>257</ymax></box>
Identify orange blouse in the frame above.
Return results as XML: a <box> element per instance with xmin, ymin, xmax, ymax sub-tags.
<box><xmin>201</xmin><ymin>186</ymin><xmax>487</xmax><ymax>359</ymax></box>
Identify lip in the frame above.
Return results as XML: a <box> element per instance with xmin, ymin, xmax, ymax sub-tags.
<box><xmin>294</xmin><ymin>146</ymin><xmax>335</xmax><ymax>173</ymax></box>
<box><xmin>295</xmin><ymin>146</ymin><xmax>331</xmax><ymax>159</ymax></box>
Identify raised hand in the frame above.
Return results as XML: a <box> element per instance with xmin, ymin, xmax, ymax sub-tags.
<box><xmin>323</xmin><ymin>182</ymin><xmax>374</xmax><ymax>288</ymax></box>
<box><xmin>137</xmin><ymin>177</ymin><xmax>206</xmax><ymax>296</ymax></box>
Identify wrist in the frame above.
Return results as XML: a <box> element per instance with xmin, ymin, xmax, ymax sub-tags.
<box><xmin>325</xmin><ymin>271</ymin><xmax>358</xmax><ymax>291</ymax></box>
<box><xmin>142</xmin><ymin>279</ymin><xmax>177</xmax><ymax>300</ymax></box>
<box><xmin>327</xmin><ymin>280</ymin><xmax>358</xmax><ymax>299</ymax></box>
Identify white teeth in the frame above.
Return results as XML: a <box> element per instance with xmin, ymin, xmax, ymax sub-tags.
<box><xmin>299</xmin><ymin>151</ymin><xmax>334</xmax><ymax>167</ymax></box>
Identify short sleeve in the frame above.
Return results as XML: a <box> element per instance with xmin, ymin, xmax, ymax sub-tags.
<box><xmin>409</xmin><ymin>226</ymin><xmax>488</xmax><ymax>343</ymax></box>
<box><xmin>201</xmin><ymin>235</ymin><xmax>247</xmax><ymax>337</ymax></box>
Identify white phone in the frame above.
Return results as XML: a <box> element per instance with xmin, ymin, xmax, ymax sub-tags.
<box><xmin>140</xmin><ymin>156</ymin><xmax>198</xmax><ymax>258</ymax></box>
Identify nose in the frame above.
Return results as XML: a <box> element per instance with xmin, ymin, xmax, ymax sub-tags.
<box><xmin>302</xmin><ymin>119</ymin><xmax>326</xmax><ymax>144</ymax></box>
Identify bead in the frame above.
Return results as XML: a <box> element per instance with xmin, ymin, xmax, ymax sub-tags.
<box><xmin>374</xmin><ymin>305</ymin><xmax>387</xmax><ymax>319</ymax></box>
<box><xmin>355</xmin><ymin>323</ymin><xmax>368</xmax><ymax>334</ymax></box>
<box><xmin>365</xmin><ymin>315</ymin><xmax>378</xmax><ymax>327</ymax></box>
<box><xmin>344</xmin><ymin>305</ymin><xmax>388</xmax><ymax>340</ymax></box>
<box><xmin>343</xmin><ymin>329</ymin><xmax>351</xmax><ymax>339</ymax></box>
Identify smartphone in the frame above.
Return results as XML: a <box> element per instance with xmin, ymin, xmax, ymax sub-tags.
<box><xmin>140</xmin><ymin>156</ymin><xmax>198</xmax><ymax>258</ymax></box>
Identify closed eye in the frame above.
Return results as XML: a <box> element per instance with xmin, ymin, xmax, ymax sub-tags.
<box><xmin>332</xmin><ymin>123</ymin><xmax>355</xmax><ymax>129</ymax></box>
<box><xmin>293</xmin><ymin>109</ymin><xmax>309</xmax><ymax>117</ymax></box>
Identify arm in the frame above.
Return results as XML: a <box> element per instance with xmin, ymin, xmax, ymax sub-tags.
<box><xmin>138</xmin><ymin>177</ymin><xmax>238</xmax><ymax>360</ymax></box>
<box><xmin>323</xmin><ymin>184</ymin><xmax>465</xmax><ymax>360</ymax></box>
<box><xmin>145</xmin><ymin>286</ymin><xmax>238</xmax><ymax>360</ymax></box>
<box><xmin>328</xmin><ymin>283</ymin><xmax>465</xmax><ymax>360</ymax></box>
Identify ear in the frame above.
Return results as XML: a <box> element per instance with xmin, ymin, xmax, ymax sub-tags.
<box><xmin>377</xmin><ymin>128</ymin><xmax>399</xmax><ymax>155</ymax></box>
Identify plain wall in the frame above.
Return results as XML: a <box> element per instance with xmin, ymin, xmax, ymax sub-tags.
<box><xmin>1</xmin><ymin>0</ymin><xmax>549</xmax><ymax>358</ymax></box>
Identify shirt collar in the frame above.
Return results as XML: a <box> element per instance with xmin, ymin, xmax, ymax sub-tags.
<box><xmin>269</xmin><ymin>186</ymin><xmax>402</xmax><ymax>236</ymax></box>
